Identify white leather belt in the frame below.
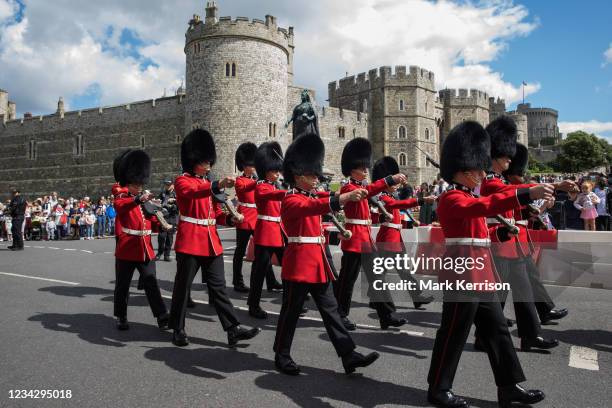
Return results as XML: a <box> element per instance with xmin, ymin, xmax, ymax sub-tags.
<box><xmin>238</xmin><ymin>202</ymin><xmax>257</xmax><ymax>208</ymax></box>
<box><xmin>486</xmin><ymin>217</ymin><xmax>515</xmax><ymax>225</ymax></box>
<box><xmin>445</xmin><ymin>238</ymin><xmax>491</xmax><ymax>247</ymax></box>
<box><xmin>515</xmin><ymin>220</ymin><xmax>529</xmax><ymax>226</ymax></box>
<box><xmin>381</xmin><ymin>222</ymin><xmax>402</xmax><ymax>230</ymax></box>
<box><xmin>122</xmin><ymin>227</ymin><xmax>152</xmax><ymax>236</ymax></box>
<box><xmin>345</xmin><ymin>218</ymin><xmax>372</xmax><ymax>226</ymax></box>
<box><xmin>180</xmin><ymin>215</ymin><xmax>216</xmax><ymax>226</ymax></box>
<box><xmin>287</xmin><ymin>236</ymin><xmax>325</xmax><ymax>244</ymax></box>
<box><xmin>257</xmin><ymin>215</ymin><xmax>281</xmax><ymax>222</ymax></box>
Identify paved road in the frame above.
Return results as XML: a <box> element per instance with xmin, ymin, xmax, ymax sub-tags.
<box><xmin>0</xmin><ymin>230</ymin><xmax>610</xmax><ymax>407</ymax></box>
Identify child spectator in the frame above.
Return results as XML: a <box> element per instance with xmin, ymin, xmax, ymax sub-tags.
<box><xmin>574</xmin><ymin>181</ymin><xmax>600</xmax><ymax>231</ymax></box>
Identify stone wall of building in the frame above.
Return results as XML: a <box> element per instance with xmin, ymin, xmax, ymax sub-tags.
<box><xmin>516</xmin><ymin>103</ymin><xmax>560</xmax><ymax>146</ymax></box>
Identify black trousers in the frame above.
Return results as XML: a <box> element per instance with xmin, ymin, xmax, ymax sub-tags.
<box><xmin>169</xmin><ymin>252</ymin><xmax>239</xmax><ymax>331</ymax></box>
<box><xmin>335</xmin><ymin>251</ymin><xmax>395</xmax><ymax>319</ymax></box>
<box><xmin>232</xmin><ymin>228</ymin><xmax>253</xmax><ymax>286</ymax></box>
<box><xmin>495</xmin><ymin>257</ymin><xmax>541</xmax><ymax>339</ymax></box>
<box><xmin>274</xmin><ymin>280</ymin><xmax>355</xmax><ymax>358</ymax></box>
<box><xmin>596</xmin><ymin>215</ymin><xmax>610</xmax><ymax>231</ymax></box>
<box><xmin>524</xmin><ymin>256</ymin><xmax>556</xmax><ymax>319</ymax></box>
<box><xmin>379</xmin><ymin>250</ymin><xmax>424</xmax><ymax>301</ymax></box>
<box><xmin>156</xmin><ymin>228</ymin><xmax>175</xmax><ymax>257</ymax></box>
<box><xmin>114</xmin><ymin>258</ymin><xmax>167</xmax><ymax>319</ymax></box>
<box><xmin>247</xmin><ymin>245</ymin><xmax>284</xmax><ymax>308</ymax></box>
<box><xmin>428</xmin><ymin>292</ymin><xmax>526</xmax><ymax>390</ymax></box>
<box><xmin>11</xmin><ymin>216</ymin><xmax>24</xmax><ymax>248</ymax></box>
<box><xmin>324</xmin><ymin>244</ymin><xmax>339</xmax><ymax>278</ymax></box>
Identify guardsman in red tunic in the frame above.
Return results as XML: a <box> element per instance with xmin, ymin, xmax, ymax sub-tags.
<box><xmin>426</xmin><ymin>121</ymin><xmax>548</xmax><ymax>408</ymax></box>
<box><xmin>372</xmin><ymin>156</ymin><xmax>436</xmax><ymax>309</ymax></box>
<box><xmin>273</xmin><ymin>132</ymin><xmax>380</xmax><ymax>376</ymax></box>
<box><xmin>111</xmin><ymin>149</ymin><xmax>130</xmax><ymax>239</ymax></box>
<box><xmin>247</xmin><ymin>142</ymin><xmax>286</xmax><ymax>319</ymax></box>
<box><xmin>335</xmin><ymin>138</ymin><xmax>407</xmax><ymax>331</ymax></box>
<box><xmin>503</xmin><ymin>143</ymin><xmax>568</xmax><ymax>325</ymax></box>
<box><xmin>112</xmin><ymin>149</ymin><xmax>168</xmax><ymax>331</ymax></box>
<box><xmin>168</xmin><ymin>129</ymin><xmax>260</xmax><ymax>347</ymax></box>
<box><xmin>232</xmin><ymin>142</ymin><xmax>258</xmax><ymax>293</ymax></box>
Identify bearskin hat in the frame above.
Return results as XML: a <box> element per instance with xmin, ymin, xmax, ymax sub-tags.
<box><xmin>486</xmin><ymin>115</ymin><xmax>517</xmax><ymax>159</ymax></box>
<box><xmin>181</xmin><ymin>128</ymin><xmax>216</xmax><ymax>173</ymax></box>
<box><xmin>341</xmin><ymin>137</ymin><xmax>372</xmax><ymax>177</ymax></box>
<box><xmin>118</xmin><ymin>149</ymin><xmax>151</xmax><ymax>187</ymax></box>
<box><xmin>440</xmin><ymin>121</ymin><xmax>491</xmax><ymax>183</ymax></box>
<box><xmin>235</xmin><ymin>142</ymin><xmax>258</xmax><ymax>172</ymax></box>
<box><xmin>255</xmin><ymin>141</ymin><xmax>283</xmax><ymax>178</ymax></box>
<box><xmin>372</xmin><ymin>156</ymin><xmax>399</xmax><ymax>182</ymax></box>
<box><xmin>282</xmin><ymin>132</ymin><xmax>325</xmax><ymax>185</ymax></box>
<box><xmin>113</xmin><ymin>149</ymin><xmax>133</xmax><ymax>182</ymax></box>
<box><xmin>503</xmin><ymin>143</ymin><xmax>529</xmax><ymax>177</ymax></box>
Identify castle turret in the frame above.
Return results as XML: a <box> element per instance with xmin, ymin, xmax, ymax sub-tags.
<box><xmin>57</xmin><ymin>96</ymin><xmax>65</xmax><ymax>118</ymax></box>
<box><xmin>0</xmin><ymin>89</ymin><xmax>8</xmax><ymax>123</ymax></box>
<box><xmin>205</xmin><ymin>1</ymin><xmax>218</xmax><ymax>25</ymax></box>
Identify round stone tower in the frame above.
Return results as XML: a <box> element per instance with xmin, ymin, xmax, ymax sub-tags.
<box><xmin>184</xmin><ymin>1</ymin><xmax>292</xmax><ymax>177</ymax></box>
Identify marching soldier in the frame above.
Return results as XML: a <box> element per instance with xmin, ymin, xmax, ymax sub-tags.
<box><xmin>247</xmin><ymin>142</ymin><xmax>286</xmax><ymax>319</ymax></box>
<box><xmin>7</xmin><ymin>188</ymin><xmax>26</xmax><ymax>251</ymax></box>
<box><xmin>112</xmin><ymin>149</ymin><xmax>169</xmax><ymax>331</ymax></box>
<box><xmin>168</xmin><ymin>129</ymin><xmax>260</xmax><ymax>347</ymax></box>
<box><xmin>274</xmin><ymin>132</ymin><xmax>380</xmax><ymax>375</ymax></box>
<box><xmin>335</xmin><ymin>138</ymin><xmax>407</xmax><ymax>330</ymax></box>
<box><xmin>372</xmin><ymin>156</ymin><xmax>435</xmax><ymax>309</ymax></box>
<box><xmin>427</xmin><ymin>121</ymin><xmax>547</xmax><ymax>408</ymax></box>
<box><xmin>155</xmin><ymin>180</ymin><xmax>178</xmax><ymax>262</ymax></box>
<box><xmin>111</xmin><ymin>150</ymin><xmax>130</xmax><ymax>239</ymax></box>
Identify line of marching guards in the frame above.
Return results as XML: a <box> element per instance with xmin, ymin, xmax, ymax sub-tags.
<box><xmin>110</xmin><ymin>116</ymin><xmax>578</xmax><ymax>407</ymax></box>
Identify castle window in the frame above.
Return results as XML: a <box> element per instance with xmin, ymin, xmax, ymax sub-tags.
<box><xmin>399</xmin><ymin>99</ymin><xmax>404</xmax><ymax>111</ymax></box>
<box><xmin>269</xmin><ymin>122</ymin><xmax>277</xmax><ymax>138</ymax></box>
<box><xmin>176</xmin><ymin>134</ymin><xmax>181</xmax><ymax>143</ymax></box>
<box><xmin>273</xmin><ymin>122</ymin><xmax>276</xmax><ymax>137</ymax></box>
<box><xmin>74</xmin><ymin>134</ymin><xmax>84</xmax><ymax>156</ymax></box>
<box><xmin>140</xmin><ymin>135</ymin><xmax>146</xmax><ymax>148</ymax></box>
<box><xmin>398</xmin><ymin>152</ymin><xmax>407</xmax><ymax>166</ymax></box>
<box><xmin>338</xmin><ymin>127</ymin><xmax>346</xmax><ymax>139</ymax></box>
<box><xmin>27</xmin><ymin>140</ymin><xmax>37</xmax><ymax>160</ymax></box>
<box><xmin>425</xmin><ymin>101</ymin><xmax>428</xmax><ymax>113</ymax></box>
<box><xmin>193</xmin><ymin>43</ymin><xmax>201</xmax><ymax>53</ymax></box>
<box><xmin>269</xmin><ymin>123</ymin><xmax>272</xmax><ymax>137</ymax></box>
<box><xmin>231</xmin><ymin>63</ymin><xmax>236</xmax><ymax>77</ymax></box>
<box><xmin>226</xmin><ymin>63</ymin><xmax>230</xmax><ymax>77</ymax></box>
<box><xmin>425</xmin><ymin>128</ymin><xmax>430</xmax><ymax>140</ymax></box>
<box><xmin>398</xmin><ymin>125</ymin><xmax>406</xmax><ymax>139</ymax></box>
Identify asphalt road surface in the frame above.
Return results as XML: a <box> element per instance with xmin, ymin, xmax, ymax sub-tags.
<box><xmin>0</xmin><ymin>229</ymin><xmax>610</xmax><ymax>407</ymax></box>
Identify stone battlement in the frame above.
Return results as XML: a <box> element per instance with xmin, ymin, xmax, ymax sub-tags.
<box><xmin>318</xmin><ymin>106</ymin><xmax>366</xmax><ymax>124</ymax></box>
<box><xmin>438</xmin><ymin>88</ymin><xmax>490</xmax><ymax>108</ymax></box>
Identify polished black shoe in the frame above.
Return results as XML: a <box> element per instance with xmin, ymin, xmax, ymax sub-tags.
<box><xmin>520</xmin><ymin>336</ymin><xmax>559</xmax><ymax>351</ymax></box>
<box><xmin>172</xmin><ymin>329</ymin><xmax>189</xmax><ymax>347</ymax></box>
<box><xmin>267</xmin><ymin>282</ymin><xmax>283</xmax><ymax>293</ymax></box>
<box><xmin>157</xmin><ymin>313</ymin><xmax>170</xmax><ymax>330</ymax></box>
<box><xmin>163</xmin><ymin>256</ymin><xmax>171</xmax><ymax>262</ymax></box>
<box><xmin>7</xmin><ymin>245</ymin><xmax>15</xmax><ymax>250</ymax></box>
<box><xmin>341</xmin><ymin>317</ymin><xmax>356</xmax><ymax>331</ymax></box>
<box><xmin>116</xmin><ymin>317</ymin><xmax>129</xmax><ymax>331</ymax></box>
<box><xmin>506</xmin><ymin>318</ymin><xmax>515</xmax><ymax>327</ymax></box>
<box><xmin>249</xmin><ymin>306</ymin><xmax>268</xmax><ymax>319</ymax></box>
<box><xmin>413</xmin><ymin>294</ymin><xmax>434</xmax><ymax>309</ymax></box>
<box><xmin>186</xmin><ymin>297</ymin><xmax>196</xmax><ymax>309</ymax></box>
<box><xmin>380</xmin><ymin>315</ymin><xmax>407</xmax><ymax>330</ymax></box>
<box><xmin>9</xmin><ymin>246</ymin><xmax>24</xmax><ymax>251</ymax></box>
<box><xmin>275</xmin><ymin>353</ymin><xmax>301</xmax><ymax>376</ymax></box>
<box><xmin>498</xmin><ymin>384</ymin><xmax>544</xmax><ymax>407</ymax></box>
<box><xmin>233</xmin><ymin>283</ymin><xmax>250</xmax><ymax>293</ymax></box>
<box><xmin>541</xmin><ymin>308</ymin><xmax>568</xmax><ymax>325</ymax></box>
<box><xmin>227</xmin><ymin>325</ymin><xmax>260</xmax><ymax>347</ymax></box>
<box><xmin>427</xmin><ymin>389</ymin><xmax>469</xmax><ymax>408</ymax></box>
<box><xmin>342</xmin><ymin>351</ymin><xmax>379</xmax><ymax>374</ymax></box>
<box><xmin>154</xmin><ymin>254</ymin><xmax>162</xmax><ymax>261</ymax></box>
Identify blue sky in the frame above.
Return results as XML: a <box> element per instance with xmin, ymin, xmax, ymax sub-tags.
<box><xmin>0</xmin><ymin>0</ymin><xmax>610</xmax><ymax>140</ymax></box>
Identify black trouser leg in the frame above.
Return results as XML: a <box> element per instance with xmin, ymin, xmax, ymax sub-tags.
<box><xmin>169</xmin><ymin>252</ymin><xmax>200</xmax><ymax>331</ymax></box>
<box><xmin>157</xmin><ymin>231</ymin><xmax>166</xmax><ymax>256</ymax></box>
<box><xmin>114</xmin><ymin>259</ymin><xmax>137</xmax><ymax>318</ymax></box>
<box><xmin>324</xmin><ymin>244</ymin><xmax>338</xmax><ymax>278</ymax></box>
<box><xmin>135</xmin><ymin>260</ymin><xmax>167</xmax><ymax>317</ymax></box>
<box><xmin>273</xmin><ymin>281</ymin><xmax>309</xmax><ymax>356</ymax></box>
<box><xmin>335</xmin><ymin>251</ymin><xmax>362</xmax><ymax>317</ymax></box>
<box><xmin>266</xmin><ymin>247</ymin><xmax>284</xmax><ymax>288</ymax></box>
<box><xmin>248</xmin><ymin>245</ymin><xmax>283</xmax><ymax>308</ymax></box>
<box><xmin>164</xmin><ymin>231</ymin><xmax>174</xmax><ymax>257</ymax></box>
<box><xmin>524</xmin><ymin>256</ymin><xmax>555</xmax><ymax>319</ymax></box>
<box><xmin>381</xmin><ymin>250</ymin><xmax>423</xmax><ymax>300</ymax></box>
<box><xmin>311</xmin><ymin>282</ymin><xmax>356</xmax><ymax>357</ymax></box>
<box><xmin>11</xmin><ymin>217</ymin><xmax>24</xmax><ymax>248</ymax></box>
<box><xmin>232</xmin><ymin>229</ymin><xmax>252</xmax><ymax>286</ymax></box>
<box><xmin>200</xmin><ymin>255</ymin><xmax>240</xmax><ymax>331</ymax></box>
<box><xmin>362</xmin><ymin>252</ymin><xmax>396</xmax><ymax>317</ymax></box>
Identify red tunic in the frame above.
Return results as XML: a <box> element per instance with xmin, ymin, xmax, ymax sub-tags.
<box><xmin>281</xmin><ymin>189</ymin><xmax>337</xmax><ymax>283</ymax></box>
<box><xmin>114</xmin><ymin>193</ymin><xmax>156</xmax><ymax>262</ymax></box>
<box><xmin>174</xmin><ymin>173</ymin><xmax>229</xmax><ymax>257</ymax></box>
<box><xmin>376</xmin><ymin>193</ymin><xmax>420</xmax><ymax>252</ymax></box>
<box><xmin>111</xmin><ymin>182</ymin><xmax>128</xmax><ymax>236</ymax></box>
<box><xmin>436</xmin><ymin>185</ymin><xmax>530</xmax><ymax>289</ymax></box>
<box><xmin>340</xmin><ymin>178</ymin><xmax>389</xmax><ymax>253</ymax></box>
<box><xmin>234</xmin><ymin>175</ymin><xmax>258</xmax><ymax>231</ymax></box>
<box><xmin>253</xmin><ymin>181</ymin><xmax>287</xmax><ymax>247</ymax></box>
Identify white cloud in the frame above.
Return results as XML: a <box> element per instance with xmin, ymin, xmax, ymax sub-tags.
<box><xmin>603</xmin><ymin>43</ymin><xmax>612</xmax><ymax>67</ymax></box>
<box><xmin>559</xmin><ymin>121</ymin><xmax>612</xmax><ymax>141</ymax></box>
<box><xmin>0</xmin><ymin>0</ymin><xmax>17</xmax><ymax>22</ymax></box>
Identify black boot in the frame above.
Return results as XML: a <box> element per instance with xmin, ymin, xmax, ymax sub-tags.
<box><xmin>116</xmin><ymin>317</ymin><xmax>129</xmax><ymax>331</ymax></box>
<box><xmin>498</xmin><ymin>384</ymin><xmax>544</xmax><ymax>407</ymax></box>
<box><xmin>342</xmin><ymin>351</ymin><xmax>380</xmax><ymax>374</ymax></box>
<box><xmin>427</xmin><ymin>389</ymin><xmax>469</xmax><ymax>408</ymax></box>
<box><xmin>172</xmin><ymin>329</ymin><xmax>189</xmax><ymax>347</ymax></box>
<box><xmin>413</xmin><ymin>294</ymin><xmax>434</xmax><ymax>309</ymax></box>
<box><xmin>541</xmin><ymin>308</ymin><xmax>568</xmax><ymax>325</ymax></box>
<box><xmin>163</xmin><ymin>256</ymin><xmax>171</xmax><ymax>262</ymax></box>
<box><xmin>341</xmin><ymin>316</ymin><xmax>356</xmax><ymax>331</ymax></box>
<box><xmin>234</xmin><ymin>283</ymin><xmax>250</xmax><ymax>293</ymax></box>
<box><xmin>275</xmin><ymin>353</ymin><xmax>301</xmax><ymax>376</ymax></box>
<box><xmin>157</xmin><ymin>313</ymin><xmax>170</xmax><ymax>330</ymax></box>
<box><xmin>380</xmin><ymin>315</ymin><xmax>406</xmax><ymax>330</ymax></box>
<box><xmin>520</xmin><ymin>336</ymin><xmax>559</xmax><ymax>351</ymax></box>
<box><xmin>249</xmin><ymin>306</ymin><xmax>268</xmax><ymax>319</ymax></box>
<box><xmin>154</xmin><ymin>254</ymin><xmax>162</xmax><ymax>261</ymax></box>
<box><xmin>267</xmin><ymin>281</ymin><xmax>283</xmax><ymax>293</ymax></box>
<box><xmin>137</xmin><ymin>278</ymin><xmax>144</xmax><ymax>291</ymax></box>
<box><xmin>227</xmin><ymin>325</ymin><xmax>260</xmax><ymax>347</ymax></box>
<box><xmin>186</xmin><ymin>297</ymin><xmax>196</xmax><ymax>309</ymax></box>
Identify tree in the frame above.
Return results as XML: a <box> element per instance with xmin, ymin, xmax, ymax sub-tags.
<box><xmin>554</xmin><ymin>131</ymin><xmax>609</xmax><ymax>172</ymax></box>
<box><xmin>527</xmin><ymin>152</ymin><xmax>553</xmax><ymax>173</ymax></box>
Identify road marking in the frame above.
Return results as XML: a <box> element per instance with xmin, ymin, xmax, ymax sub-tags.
<box><xmin>33</xmin><ymin>245</ymin><xmax>44</xmax><ymax>249</ymax></box>
<box><xmin>81</xmin><ymin>250</ymin><xmax>93</xmax><ymax>254</ymax></box>
<box><xmin>0</xmin><ymin>271</ymin><xmax>80</xmax><ymax>286</ymax></box>
<box><xmin>569</xmin><ymin>346</ymin><xmax>599</xmax><ymax>371</ymax></box>
<box><xmin>64</xmin><ymin>248</ymin><xmax>77</xmax><ymax>251</ymax></box>
<box><xmin>48</xmin><ymin>247</ymin><xmax>60</xmax><ymax>250</ymax></box>
<box><xmin>224</xmin><ymin>245</ymin><xmax>237</xmax><ymax>250</ymax></box>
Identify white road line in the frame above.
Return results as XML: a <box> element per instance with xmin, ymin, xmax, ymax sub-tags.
<box><xmin>33</xmin><ymin>245</ymin><xmax>44</xmax><ymax>249</ymax></box>
<box><xmin>569</xmin><ymin>346</ymin><xmax>599</xmax><ymax>371</ymax></box>
<box><xmin>48</xmin><ymin>247</ymin><xmax>60</xmax><ymax>250</ymax></box>
<box><xmin>81</xmin><ymin>250</ymin><xmax>93</xmax><ymax>254</ymax></box>
<box><xmin>64</xmin><ymin>248</ymin><xmax>77</xmax><ymax>251</ymax></box>
<box><xmin>224</xmin><ymin>245</ymin><xmax>237</xmax><ymax>250</ymax></box>
<box><xmin>0</xmin><ymin>271</ymin><xmax>80</xmax><ymax>286</ymax></box>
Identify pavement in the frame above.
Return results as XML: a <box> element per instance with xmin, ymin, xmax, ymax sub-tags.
<box><xmin>0</xmin><ymin>228</ymin><xmax>610</xmax><ymax>407</ymax></box>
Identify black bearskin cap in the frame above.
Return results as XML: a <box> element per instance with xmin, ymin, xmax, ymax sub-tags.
<box><xmin>372</xmin><ymin>156</ymin><xmax>399</xmax><ymax>182</ymax></box>
<box><xmin>255</xmin><ymin>141</ymin><xmax>283</xmax><ymax>178</ymax></box>
<box><xmin>118</xmin><ymin>149</ymin><xmax>151</xmax><ymax>187</ymax></box>
<box><xmin>341</xmin><ymin>137</ymin><xmax>372</xmax><ymax>176</ymax></box>
<box><xmin>503</xmin><ymin>143</ymin><xmax>529</xmax><ymax>177</ymax></box>
<box><xmin>282</xmin><ymin>132</ymin><xmax>325</xmax><ymax>185</ymax></box>
<box><xmin>181</xmin><ymin>129</ymin><xmax>216</xmax><ymax>173</ymax></box>
<box><xmin>113</xmin><ymin>149</ymin><xmax>133</xmax><ymax>182</ymax></box>
<box><xmin>440</xmin><ymin>121</ymin><xmax>491</xmax><ymax>183</ymax></box>
<box><xmin>235</xmin><ymin>142</ymin><xmax>257</xmax><ymax>171</ymax></box>
<box><xmin>486</xmin><ymin>115</ymin><xmax>517</xmax><ymax>159</ymax></box>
